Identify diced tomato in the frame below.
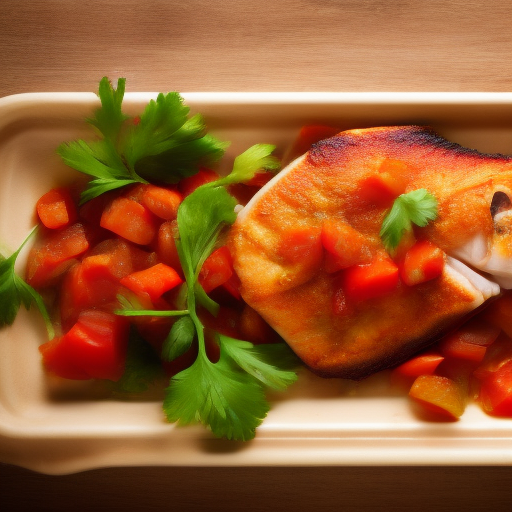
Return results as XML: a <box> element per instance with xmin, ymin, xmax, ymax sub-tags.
<box><xmin>100</xmin><ymin>197</ymin><xmax>158</xmax><ymax>245</ymax></box>
<box><xmin>321</xmin><ymin>218</ymin><xmax>372</xmax><ymax>272</ymax></box>
<box><xmin>36</xmin><ymin>187</ymin><xmax>77</xmax><ymax>229</ymax></box>
<box><xmin>120</xmin><ymin>263</ymin><xmax>183</xmax><ymax>302</ymax></box>
<box><xmin>409</xmin><ymin>374</ymin><xmax>466</xmax><ymax>420</ymax></box>
<box><xmin>198</xmin><ymin>246</ymin><xmax>234</xmax><ymax>294</ymax></box>
<box><xmin>476</xmin><ymin>359</ymin><xmax>512</xmax><ymax>417</ymax></box>
<box><xmin>178</xmin><ymin>168</ymin><xmax>220</xmax><ymax>197</ymax></box>
<box><xmin>39</xmin><ymin>310</ymin><xmax>129</xmax><ymax>381</ymax></box>
<box><xmin>140</xmin><ymin>184</ymin><xmax>182</xmax><ymax>220</ymax></box>
<box><xmin>438</xmin><ymin>318</ymin><xmax>501</xmax><ymax>364</ymax></box>
<box><xmin>358</xmin><ymin>159</ymin><xmax>408</xmax><ymax>207</ymax></box>
<box><xmin>342</xmin><ymin>254</ymin><xmax>399</xmax><ymax>302</ymax></box>
<box><xmin>245</xmin><ymin>172</ymin><xmax>274</xmax><ymax>188</ymax></box>
<box><xmin>392</xmin><ymin>351</ymin><xmax>445</xmax><ymax>379</ymax></box>
<box><xmin>286</xmin><ymin>125</ymin><xmax>340</xmax><ymax>162</ymax></box>
<box><xmin>26</xmin><ymin>223</ymin><xmax>90</xmax><ymax>288</ymax></box>
<box><xmin>400</xmin><ymin>240</ymin><xmax>445</xmax><ymax>286</ymax></box>
<box><xmin>277</xmin><ymin>225</ymin><xmax>323</xmax><ymax>266</ymax></box>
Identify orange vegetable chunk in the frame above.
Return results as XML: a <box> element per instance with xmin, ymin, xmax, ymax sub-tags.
<box><xmin>400</xmin><ymin>240</ymin><xmax>445</xmax><ymax>286</ymax></box>
<box><xmin>26</xmin><ymin>222</ymin><xmax>90</xmax><ymax>287</ymax></box>
<box><xmin>178</xmin><ymin>168</ymin><xmax>220</xmax><ymax>197</ymax></box>
<box><xmin>358</xmin><ymin>159</ymin><xmax>408</xmax><ymax>206</ymax></box>
<box><xmin>393</xmin><ymin>351</ymin><xmax>444</xmax><ymax>379</ymax></box>
<box><xmin>198</xmin><ymin>246</ymin><xmax>235</xmax><ymax>293</ymax></box>
<box><xmin>342</xmin><ymin>254</ymin><xmax>399</xmax><ymax>302</ymax></box>
<box><xmin>100</xmin><ymin>196</ymin><xmax>158</xmax><ymax>245</ymax></box>
<box><xmin>39</xmin><ymin>310</ymin><xmax>129</xmax><ymax>381</ymax></box>
<box><xmin>409</xmin><ymin>374</ymin><xmax>466</xmax><ymax>420</ymax></box>
<box><xmin>120</xmin><ymin>263</ymin><xmax>183</xmax><ymax>301</ymax></box>
<box><xmin>438</xmin><ymin>318</ymin><xmax>500</xmax><ymax>363</ymax></box>
<box><xmin>476</xmin><ymin>359</ymin><xmax>512</xmax><ymax>417</ymax></box>
<box><xmin>36</xmin><ymin>187</ymin><xmax>77</xmax><ymax>229</ymax></box>
<box><xmin>140</xmin><ymin>184</ymin><xmax>182</xmax><ymax>220</ymax></box>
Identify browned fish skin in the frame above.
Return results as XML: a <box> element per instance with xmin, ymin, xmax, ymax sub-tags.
<box><xmin>229</xmin><ymin>126</ymin><xmax>512</xmax><ymax>379</ymax></box>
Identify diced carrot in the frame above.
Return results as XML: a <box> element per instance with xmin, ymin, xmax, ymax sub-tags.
<box><xmin>156</xmin><ymin>220</ymin><xmax>183</xmax><ymax>276</ymax></box>
<box><xmin>438</xmin><ymin>318</ymin><xmax>501</xmax><ymax>364</ymax></box>
<box><xmin>400</xmin><ymin>240</ymin><xmax>445</xmax><ymax>286</ymax></box>
<box><xmin>358</xmin><ymin>159</ymin><xmax>408</xmax><ymax>207</ymax></box>
<box><xmin>140</xmin><ymin>184</ymin><xmax>182</xmax><ymax>220</ymax></box>
<box><xmin>277</xmin><ymin>225</ymin><xmax>323</xmax><ymax>266</ymax></box>
<box><xmin>100</xmin><ymin>197</ymin><xmax>158</xmax><ymax>245</ymax></box>
<box><xmin>26</xmin><ymin>222</ymin><xmax>90</xmax><ymax>288</ymax></box>
<box><xmin>36</xmin><ymin>187</ymin><xmax>77</xmax><ymax>229</ymax></box>
<box><xmin>321</xmin><ymin>218</ymin><xmax>372</xmax><ymax>272</ymax></box>
<box><xmin>120</xmin><ymin>263</ymin><xmax>183</xmax><ymax>301</ymax></box>
<box><xmin>178</xmin><ymin>168</ymin><xmax>220</xmax><ymax>197</ymax></box>
<box><xmin>342</xmin><ymin>254</ymin><xmax>399</xmax><ymax>302</ymax></box>
<box><xmin>198</xmin><ymin>246</ymin><xmax>234</xmax><ymax>294</ymax></box>
<box><xmin>392</xmin><ymin>351</ymin><xmax>445</xmax><ymax>379</ymax></box>
<box><xmin>409</xmin><ymin>374</ymin><xmax>466</xmax><ymax>420</ymax></box>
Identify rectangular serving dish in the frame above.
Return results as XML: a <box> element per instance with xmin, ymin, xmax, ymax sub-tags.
<box><xmin>0</xmin><ymin>92</ymin><xmax>511</xmax><ymax>475</ymax></box>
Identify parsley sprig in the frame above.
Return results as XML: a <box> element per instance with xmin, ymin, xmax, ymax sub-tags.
<box><xmin>117</xmin><ymin>145</ymin><xmax>297</xmax><ymax>441</ymax></box>
<box><xmin>380</xmin><ymin>189</ymin><xmax>438</xmax><ymax>251</ymax></box>
<box><xmin>58</xmin><ymin>77</ymin><xmax>228</xmax><ymax>204</ymax></box>
<box><xmin>0</xmin><ymin>227</ymin><xmax>54</xmax><ymax>339</ymax></box>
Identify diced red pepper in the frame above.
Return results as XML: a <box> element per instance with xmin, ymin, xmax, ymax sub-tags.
<box><xmin>400</xmin><ymin>240</ymin><xmax>445</xmax><ymax>286</ymax></box>
<box><xmin>392</xmin><ymin>351</ymin><xmax>445</xmax><ymax>379</ymax></box>
<box><xmin>409</xmin><ymin>374</ymin><xmax>466</xmax><ymax>420</ymax></box>
<box><xmin>342</xmin><ymin>254</ymin><xmax>399</xmax><ymax>302</ymax></box>
<box><xmin>321</xmin><ymin>218</ymin><xmax>372</xmax><ymax>272</ymax></box>
<box><xmin>120</xmin><ymin>263</ymin><xmax>183</xmax><ymax>302</ymax></box>
<box><xmin>25</xmin><ymin>222</ymin><xmax>90</xmax><ymax>288</ymax></box>
<box><xmin>100</xmin><ymin>197</ymin><xmax>158</xmax><ymax>245</ymax></box>
<box><xmin>438</xmin><ymin>318</ymin><xmax>501</xmax><ymax>364</ymax></box>
<box><xmin>476</xmin><ymin>359</ymin><xmax>512</xmax><ymax>417</ymax></box>
<box><xmin>178</xmin><ymin>168</ymin><xmax>220</xmax><ymax>197</ymax></box>
<box><xmin>39</xmin><ymin>310</ymin><xmax>129</xmax><ymax>381</ymax></box>
<box><xmin>140</xmin><ymin>184</ymin><xmax>182</xmax><ymax>220</ymax></box>
<box><xmin>36</xmin><ymin>187</ymin><xmax>77</xmax><ymax>229</ymax></box>
<box><xmin>198</xmin><ymin>246</ymin><xmax>235</xmax><ymax>294</ymax></box>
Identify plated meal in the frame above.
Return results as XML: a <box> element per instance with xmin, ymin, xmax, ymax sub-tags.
<box><xmin>0</xmin><ymin>81</ymin><xmax>511</xmax><ymax>471</ymax></box>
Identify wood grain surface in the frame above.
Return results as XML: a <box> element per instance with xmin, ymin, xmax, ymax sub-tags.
<box><xmin>1</xmin><ymin>1</ymin><xmax>511</xmax><ymax>511</ymax></box>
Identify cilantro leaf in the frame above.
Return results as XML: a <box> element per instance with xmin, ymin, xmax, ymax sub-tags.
<box><xmin>176</xmin><ymin>185</ymin><xmax>237</xmax><ymax>282</ymax></box>
<box><xmin>0</xmin><ymin>228</ymin><xmax>54</xmax><ymax>339</ymax></box>
<box><xmin>380</xmin><ymin>189</ymin><xmax>438</xmax><ymax>251</ymax></box>
<box><xmin>215</xmin><ymin>144</ymin><xmax>280</xmax><ymax>186</ymax></box>
<box><xmin>163</xmin><ymin>351</ymin><xmax>270</xmax><ymax>441</ymax></box>
<box><xmin>218</xmin><ymin>335</ymin><xmax>299</xmax><ymax>391</ymax></box>
<box><xmin>161</xmin><ymin>316</ymin><xmax>196</xmax><ymax>362</ymax></box>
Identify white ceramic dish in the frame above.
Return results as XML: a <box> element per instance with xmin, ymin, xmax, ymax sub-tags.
<box><xmin>0</xmin><ymin>92</ymin><xmax>511</xmax><ymax>475</ymax></box>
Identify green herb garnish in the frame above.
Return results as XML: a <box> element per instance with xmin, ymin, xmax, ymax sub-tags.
<box><xmin>380</xmin><ymin>189</ymin><xmax>438</xmax><ymax>251</ymax></box>
<box><xmin>0</xmin><ymin>227</ymin><xmax>54</xmax><ymax>339</ymax></box>
<box><xmin>58</xmin><ymin>77</ymin><xmax>228</xmax><ymax>204</ymax></box>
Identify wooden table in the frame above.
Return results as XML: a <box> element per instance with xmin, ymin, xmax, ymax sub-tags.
<box><xmin>1</xmin><ymin>1</ymin><xmax>511</xmax><ymax>510</ymax></box>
